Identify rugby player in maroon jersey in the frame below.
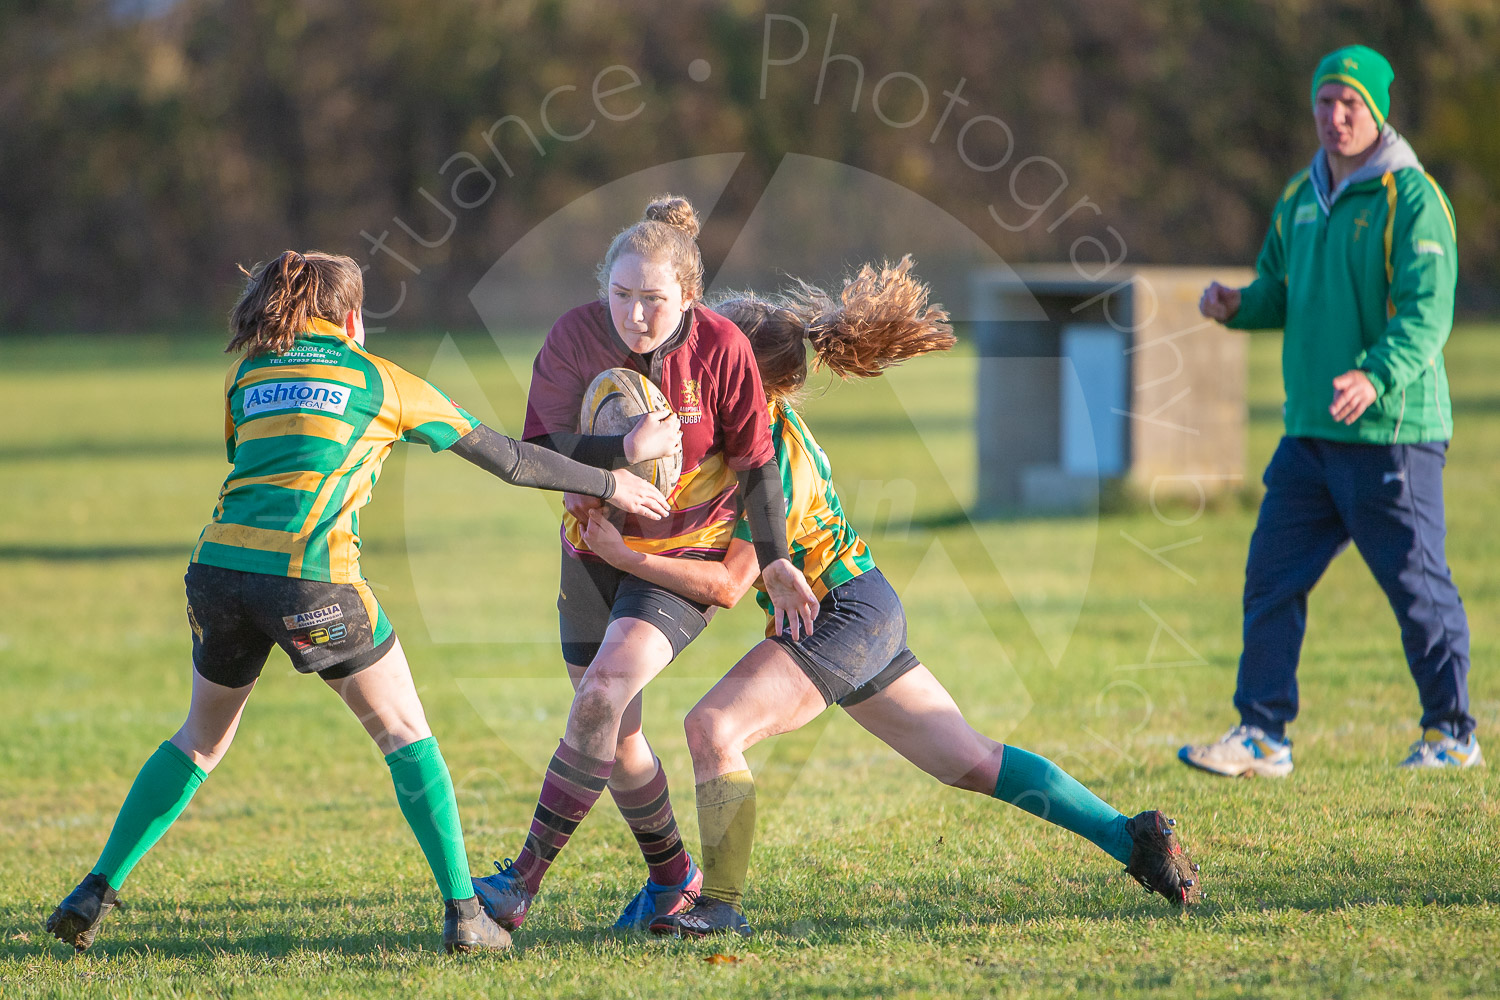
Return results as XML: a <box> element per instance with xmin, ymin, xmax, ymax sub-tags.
<box><xmin>471</xmin><ymin>197</ymin><xmax>819</xmax><ymax>932</ymax></box>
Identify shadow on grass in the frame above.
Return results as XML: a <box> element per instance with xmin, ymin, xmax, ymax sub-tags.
<box><xmin>0</xmin><ymin>543</ymin><xmax>191</xmax><ymax>562</ymax></box>
<box><xmin>10</xmin><ymin>867</ymin><xmax>1498</xmax><ymax>964</ymax></box>
<box><xmin>0</xmin><ymin>536</ymin><xmax>407</xmax><ymax>563</ymax></box>
<box><xmin>0</xmin><ymin>440</ymin><xmax>224</xmax><ymax>462</ymax></box>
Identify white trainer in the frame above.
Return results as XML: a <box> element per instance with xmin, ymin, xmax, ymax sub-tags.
<box><xmin>1398</xmin><ymin>729</ymin><xmax>1484</xmax><ymax>769</ymax></box>
<box><xmin>1178</xmin><ymin>724</ymin><xmax>1294</xmax><ymax>778</ymax></box>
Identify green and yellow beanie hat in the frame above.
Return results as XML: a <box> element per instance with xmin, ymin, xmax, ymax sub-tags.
<box><xmin>1310</xmin><ymin>45</ymin><xmax>1394</xmax><ymax>129</ymax></box>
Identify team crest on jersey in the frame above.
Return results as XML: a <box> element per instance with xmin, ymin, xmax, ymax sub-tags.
<box><xmin>1294</xmin><ymin>204</ymin><xmax>1318</xmax><ymax>226</ymax></box>
<box><xmin>282</xmin><ymin>604</ymin><xmax>344</xmax><ymax>631</ymax></box>
<box><xmin>678</xmin><ymin>377</ymin><xmax>703</xmax><ymax>424</ymax></box>
<box><xmin>243</xmin><ymin>381</ymin><xmax>350</xmax><ymax>417</ymax></box>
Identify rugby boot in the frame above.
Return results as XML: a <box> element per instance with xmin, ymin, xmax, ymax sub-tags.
<box><xmin>45</xmin><ymin>872</ymin><xmax>119</xmax><ymax>952</ymax></box>
<box><xmin>649</xmin><ymin>895</ymin><xmax>753</xmax><ymax>938</ymax></box>
<box><xmin>613</xmin><ymin>855</ymin><xmax>703</xmax><ymax>930</ymax></box>
<box><xmin>442</xmin><ymin>895</ymin><xmax>513</xmax><ymax>954</ymax></box>
<box><xmin>471</xmin><ymin>859</ymin><xmax>535</xmax><ymax>931</ymax></box>
<box><xmin>1123</xmin><ymin>810</ymin><xmax>1202</xmax><ymax>907</ymax></box>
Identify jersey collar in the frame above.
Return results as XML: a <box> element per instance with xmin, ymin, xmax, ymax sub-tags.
<box><xmin>306</xmin><ymin>317</ymin><xmax>354</xmax><ymax>342</ymax></box>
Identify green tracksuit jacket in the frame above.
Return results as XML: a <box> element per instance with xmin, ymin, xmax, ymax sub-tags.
<box><xmin>1229</xmin><ymin>126</ymin><xmax>1458</xmax><ymax>444</ymax></box>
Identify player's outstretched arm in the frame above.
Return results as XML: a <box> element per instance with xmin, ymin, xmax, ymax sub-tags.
<box><xmin>583</xmin><ymin>511</ymin><xmax>759</xmax><ymax>608</ymax></box>
<box><xmin>526</xmin><ymin>410</ymin><xmax>681</xmax><ymax>468</ymax></box>
<box><xmin>450</xmin><ymin>424</ymin><xmax>669</xmax><ymax>519</ymax></box>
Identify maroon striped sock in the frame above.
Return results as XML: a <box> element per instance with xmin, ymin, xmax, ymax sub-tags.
<box><xmin>513</xmin><ymin>741</ymin><xmax>613</xmax><ymax>895</ymax></box>
<box><xmin>608</xmin><ymin>757</ymin><xmax>691</xmax><ymax>887</ymax></box>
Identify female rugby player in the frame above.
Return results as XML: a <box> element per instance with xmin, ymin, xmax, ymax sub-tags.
<box><xmin>471</xmin><ymin>197</ymin><xmax>818</xmax><ymax>932</ymax></box>
<box><xmin>579</xmin><ymin>257</ymin><xmax>1202</xmax><ymax>937</ymax></box>
<box><xmin>44</xmin><ymin>251</ymin><xmax>672</xmax><ymax>955</ymax></box>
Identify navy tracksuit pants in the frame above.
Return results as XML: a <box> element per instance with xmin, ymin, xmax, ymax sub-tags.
<box><xmin>1235</xmin><ymin>436</ymin><xmax>1474</xmax><ymax>740</ymax></box>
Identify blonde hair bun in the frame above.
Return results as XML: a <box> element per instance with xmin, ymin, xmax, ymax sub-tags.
<box><xmin>643</xmin><ymin>196</ymin><xmax>700</xmax><ymax>241</ymax></box>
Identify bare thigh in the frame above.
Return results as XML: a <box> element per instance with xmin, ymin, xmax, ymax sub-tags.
<box><xmin>685</xmin><ymin>639</ymin><xmax>830</xmax><ymax>783</ymax></box>
<box><xmin>842</xmin><ymin>664</ymin><xmax>1002</xmax><ymax>793</ymax></box>
<box><xmin>322</xmin><ymin>638</ymin><xmax>432</xmax><ymax>755</ymax></box>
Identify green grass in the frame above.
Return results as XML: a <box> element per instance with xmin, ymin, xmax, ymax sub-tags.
<box><xmin>2</xmin><ymin>327</ymin><xmax>1499</xmax><ymax>998</ymax></box>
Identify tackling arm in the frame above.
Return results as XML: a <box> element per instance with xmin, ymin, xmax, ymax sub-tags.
<box><xmin>451</xmin><ymin>424</ymin><xmax>616</xmax><ymax>499</ymax></box>
<box><xmin>583</xmin><ymin>512</ymin><xmax>761</xmax><ymax>608</ymax></box>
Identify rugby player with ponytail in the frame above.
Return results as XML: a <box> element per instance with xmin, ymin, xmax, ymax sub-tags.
<box><xmin>44</xmin><ymin>251</ymin><xmax>672</xmax><ymax>955</ymax></box>
<box><xmin>580</xmin><ymin>257</ymin><xmax>1203</xmax><ymax>937</ymax></box>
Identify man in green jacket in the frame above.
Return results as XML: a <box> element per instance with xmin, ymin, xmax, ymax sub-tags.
<box><xmin>1181</xmin><ymin>45</ymin><xmax>1479</xmax><ymax>776</ymax></box>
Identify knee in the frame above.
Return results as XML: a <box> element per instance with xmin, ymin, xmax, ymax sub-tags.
<box><xmin>573</xmin><ymin>675</ymin><xmax>629</xmax><ymax>735</ymax></box>
<box><xmin>684</xmin><ymin>705</ymin><xmax>736</xmax><ymax>762</ymax></box>
<box><xmin>170</xmin><ymin>729</ymin><xmax>233</xmax><ymax>773</ymax></box>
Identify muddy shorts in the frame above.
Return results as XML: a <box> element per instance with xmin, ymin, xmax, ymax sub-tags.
<box><xmin>770</xmin><ymin>568</ymin><xmax>920</xmax><ymax>707</ymax></box>
<box><xmin>184</xmin><ymin>563</ymin><xmax>396</xmax><ymax>688</ymax></box>
<box><xmin>558</xmin><ymin>550</ymin><xmax>715</xmax><ymax>666</ymax></box>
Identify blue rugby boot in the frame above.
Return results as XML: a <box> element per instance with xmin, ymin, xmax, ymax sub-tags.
<box><xmin>471</xmin><ymin>859</ymin><xmax>535</xmax><ymax>931</ymax></box>
<box><xmin>613</xmin><ymin>855</ymin><xmax>702</xmax><ymax>930</ymax></box>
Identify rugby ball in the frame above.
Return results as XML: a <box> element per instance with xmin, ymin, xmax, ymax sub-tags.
<box><xmin>579</xmin><ymin>367</ymin><xmax>682</xmax><ymax>496</ymax></box>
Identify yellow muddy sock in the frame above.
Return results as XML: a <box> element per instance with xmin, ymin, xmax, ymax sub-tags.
<box><xmin>696</xmin><ymin>770</ymin><xmax>756</xmax><ymax>909</ymax></box>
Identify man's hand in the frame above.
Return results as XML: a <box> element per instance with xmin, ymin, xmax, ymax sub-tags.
<box><xmin>761</xmin><ymin>558</ymin><xmax>819</xmax><ymax>641</ymax></box>
<box><xmin>582</xmin><ymin>508</ymin><xmax>638</xmax><ymax>567</ymax></box>
<box><xmin>1330</xmin><ymin>369</ymin><xmax>1377</xmax><ymax>425</ymax></box>
<box><xmin>624</xmin><ymin>410</ymin><xmax>682</xmax><ymax>464</ymax></box>
<box><xmin>1199</xmin><ymin>282</ymin><xmax>1241</xmax><ymax>323</ymax></box>
<box><xmin>563</xmin><ymin>492</ymin><xmax>603</xmax><ymax>521</ymax></box>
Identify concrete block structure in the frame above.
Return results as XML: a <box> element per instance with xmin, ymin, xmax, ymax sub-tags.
<box><xmin>971</xmin><ymin>265</ymin><xmax>1254</xmax><ymax>513</ymax></box>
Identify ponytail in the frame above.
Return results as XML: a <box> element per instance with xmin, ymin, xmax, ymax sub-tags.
<box><xmin>714</xmin><ymin>255</ymin><xmax>954</xmax><ymax>401</ymax></box>
<box><xmin>227</xmin><ymin>251</ymin><xmax>364</xmax><ymax>357</ymax></box>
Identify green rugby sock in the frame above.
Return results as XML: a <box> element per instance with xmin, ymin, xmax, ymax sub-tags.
<box><xmin>385</xmin><ymin>737</ymin><xmax>473</xmax><ymax>901</ymax></box>
<box><xmin>993</xmin><ymin>746</ymin><xmax>1133</xmax><ymax>864</ymax></box>
<box><xmin>93</xmin><ymin>740</ymin><xmax>208</xmax><ymax>891</ymax></box>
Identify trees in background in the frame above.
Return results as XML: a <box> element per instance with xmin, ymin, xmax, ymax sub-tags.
<box><xmin>2</xmin><ymin>0</ymin><xmax>1495</xmax><ymax>330</ymax></box>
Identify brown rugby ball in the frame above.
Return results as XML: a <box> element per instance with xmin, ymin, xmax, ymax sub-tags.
<box><xmin>578</xmin><ymin>367</ymin><xmax>682</xmax><ymax>496</ymax></box>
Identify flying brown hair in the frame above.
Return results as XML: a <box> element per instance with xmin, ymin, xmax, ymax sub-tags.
<box><xmin>713</xmin><ymin>255</ymin><xmax>955</xmax><ymax>402</ymax></box>
<box><xmin>227</xmin><ymin>251</ymin><xmax>364</xmax><ymax>358</ymax></box>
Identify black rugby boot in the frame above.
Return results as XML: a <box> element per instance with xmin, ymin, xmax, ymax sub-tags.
<box><xmin>443</xmin><ymin>894</ymin><xmax>513</xmax><ymax>954</ymax></box>
<box><xmin>649</xmin><ymin>895</ymin><xmax>753</xmax><ymax>938</ymax></box>
<box><xmin>45</xmin><ymin>872</ymin><xmax>119</xmax><ymax>952</ymax></box>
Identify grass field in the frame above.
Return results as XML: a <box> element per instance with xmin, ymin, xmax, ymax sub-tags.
<box><xmin>2</xmin><ymin>326</ymin><xmax>1498</xmax><ymax>999</ymax></box>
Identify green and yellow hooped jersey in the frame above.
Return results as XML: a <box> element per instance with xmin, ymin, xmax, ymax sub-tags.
<box><xmin>191</xmin><ymin>318</ymin><xmax>478</xmax><ymax>583</ymax></box>
<box><xmin>735</xmin><ymin>399</ymin><xmax>875</xmax><ymax>622</ymax></box>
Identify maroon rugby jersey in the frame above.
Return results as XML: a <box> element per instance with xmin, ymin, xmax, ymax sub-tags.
<box><xmin>523</xmin><ymin>301</ymin><xmax>773</xmax><ymax>558</ymax></box>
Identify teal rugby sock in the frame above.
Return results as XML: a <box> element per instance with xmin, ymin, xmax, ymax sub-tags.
<box><xmin>94</xmin><ymin>740</ymin><xmax>208</xmax><ymax>891</ymax></box>
<box><xmin>385</xmin><ymin>737</ymin><xmax>474</xmax><ymax>901</ymax></box>
<box><xmin>993</xmin><ymin>746</ymin><xmax>1134</xmax><ymax>864</ymax></box>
